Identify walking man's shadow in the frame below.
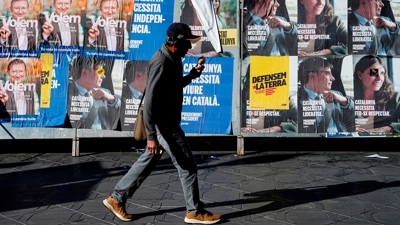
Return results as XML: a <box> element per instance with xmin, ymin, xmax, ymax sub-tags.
<box><xmin>217</xmin><ymin>180</ymin><xmax>400</xmax><ymax>221</ymax></box>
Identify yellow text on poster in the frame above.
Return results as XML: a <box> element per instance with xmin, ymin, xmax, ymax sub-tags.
<box><xmin>249</xmin><ymin>56</ymin><xmax>290</xmax><ymax>110</ymax></box>
<box><xmin>39</xmin><ymin>53</ymin><xmax>53</xmax><ymax>108</ymax></box>
<box><xmin>219</xmin><ymin>29</ymin><xmax>237</xmax><ymax>46</ymax></box>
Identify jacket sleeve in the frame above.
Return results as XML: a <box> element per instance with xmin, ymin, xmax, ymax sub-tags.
<box><xmin>143</xmin><ymin>58</ymin><xmax>164</xmax><ymax>141</ymax></box>
<box><xmin>329</xmin><ymin>16</ymin><xmax>348</xmax><ymax>55</ymax></box>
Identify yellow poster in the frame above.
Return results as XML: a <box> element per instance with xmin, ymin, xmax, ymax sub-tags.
<box><xmin>249</xmin><ymin>56</ymin><xmax>290</xmax><ymax>110</ymax></box>
<box><xmin>39</xmin><ymin>53</ymin><xmax>54</xmax><ymax>108</ymax></box>
<box><xmin>219</xmin><ymin>29</ymin><xmax>237</xmax><ymax>46</ymax></box>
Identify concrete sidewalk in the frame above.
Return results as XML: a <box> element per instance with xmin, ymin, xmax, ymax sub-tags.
<box><xmin>1</xmin><ymin>139</ymin><xmax>400</xmax><ymax>224</ymax></box>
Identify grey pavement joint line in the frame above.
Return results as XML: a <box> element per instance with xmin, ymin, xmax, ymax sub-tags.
<box><xmin>92</xmin><ymin>191</ymin><xmax>184</xmax><ymax>220</ymax></box>
<box><xmin>0</xmin><ymin>214</ymin><xmax>26</xmax><ymax>225</ymax></box>
<box><xmin>41</xmin><ymin>178</ymin><xmax>100</xmax><ymax>188</ymax></box>
<box><xmin>3</xmin><ymin>188</ymin><xmax>117</xmax><ymax>225</ymax></box>
<box><xmin>55</xmin><ymin>203</ymin><xmax>117</xmax><ymax>225</ymax></box>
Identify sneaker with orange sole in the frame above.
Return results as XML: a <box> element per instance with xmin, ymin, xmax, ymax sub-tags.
<box><xmin>184</xmin><ymin>210</ymin><xmax>221</xmax><ymax>224</ymax></box>
<box><xmin>103</xmin><ymin>196</ymin><xmax>133</xmax><ymax>222</ymax></box>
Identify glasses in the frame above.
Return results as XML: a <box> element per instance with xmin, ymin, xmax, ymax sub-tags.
<box><xmin>319</xmin><ymin>70</ymin><xmax>332</xmax><ymax>76</ymax></box>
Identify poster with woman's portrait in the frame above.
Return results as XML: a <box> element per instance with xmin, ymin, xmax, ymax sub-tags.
<box><xmin>297</xmin><ymin>0</ymin><xmax>348</xmax><ymax>56</ymax></box>
<box><xmin>353</xmin><ymin>55</ymin><xmax>400</xmax><ymax>135</ymax></box>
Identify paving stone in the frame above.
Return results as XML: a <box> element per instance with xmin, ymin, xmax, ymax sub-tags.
<box><xmin>1</xmin><ymin>147</ymin><xmax>400</xmax><ymax>224</ymax></box>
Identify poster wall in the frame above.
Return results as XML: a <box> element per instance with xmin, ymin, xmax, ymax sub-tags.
<box><xmin>241</xmin><ymin>0</ymin><xmax>400</xmax><ymax>136</ymax></box>
<box><xmin>0</xmin><ymin>0</ymin><xmax>235</xmax><ymax>136</ymax></box>
<box><xmin>3</xmin><ymin>0</ymin><xmax>400</xmax><ymax>137</ymax></box>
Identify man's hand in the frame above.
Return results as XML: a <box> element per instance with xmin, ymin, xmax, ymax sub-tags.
<box><xmin>241</xmin><ymin>126</ymin><xmax>283</xmax><ymax>132</ymax></box>
<box><xmin>147</xmin><ymin>139</ymin><xmax>161</xmax><ymax>155</ymax></box>
<box><xmin>356</xmin><ymin>125</ymin><xmax>393</xmax><ymax>133</ymax></box>
<box><xmin>190</xmin><ymin>64</ymin><xmax>204</xmax><ymax>79</ymax></box>
<box><xmin>322</xmin><ymin>91</ymin><xmax>348</xmax><ymax>106</ymax></box>
<box><xmin>0</xmin><ymin>91</ymin><xmax>8</xmax><ymax>104</ymax></box>
<box><xmin>88</xmin><ymin>24</ymin><xmax>99</xmax><ymax>42</ymax></box>
<box><xmin>267</xmin><ymin>17</ymin><xmax>292</xmax><ymax>31</ymax></box>
<box><xmin>42</xmin><ymin>21</ymin><xmax>54</xmax><ymax>37</ymax></box>
<box><xmin>0</xmin><ymin>25</ymin><xmax>11</xmax><ymax>42</ymax></box>
<box><xmin>92</xmin><ymin>88</ymin><xmax>116</xmax><ymax>104</ymax></box>
<box><xmin>373</xmin><ymin>16</ymin><xmax>398</xmax><ymax>31</ymax></box>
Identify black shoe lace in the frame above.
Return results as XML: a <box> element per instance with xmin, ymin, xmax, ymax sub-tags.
<box><xmin>198</xmin><ymin>209</ymin><xmax>213</xmax><ymax>216</ymax></box>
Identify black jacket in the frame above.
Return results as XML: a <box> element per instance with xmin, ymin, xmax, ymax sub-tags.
<box><xmin>143</xmin><ymin>46</ymin><xmax>194</xmax><ymax>140</ymax></box>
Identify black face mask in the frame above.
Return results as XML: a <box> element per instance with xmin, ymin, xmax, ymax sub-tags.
<box><xmin>174</xmin><ymin>40</ymin><xmax>192</xmax><ymax>58</ymax></box>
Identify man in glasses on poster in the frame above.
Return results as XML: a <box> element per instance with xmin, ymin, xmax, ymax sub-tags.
<box><xmin>297</xmin><ymin>56</ymin><xmax>354</xmax><ymax>133</ymax></box>
<box><xmin>242</xmin><ymin>0</ymin><xmax>297</xmax><ymax>57</ymax></box>
<box><xmin>348</xmin><ymin>0</ymin><xmax>400</xmax><ymax>55</ymax></box>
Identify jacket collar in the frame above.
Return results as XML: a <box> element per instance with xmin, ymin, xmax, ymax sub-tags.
<box><xmin>161</xmin><ymin>44</ymin><xmax>181</xmax><ymax>63</ymax></box>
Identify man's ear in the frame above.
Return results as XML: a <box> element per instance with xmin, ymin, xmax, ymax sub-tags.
<box><xmin>81</xmin><ymin>68</ymin><xmax>89</xmax><ymax>77</ymax></box>
<box><xmin>134</xmin><ymin>71</ymin><xmax>141</xmax><ymax>78</ymax></box>
<box><xmin>309</xmin><ymin>71</ymin><xmax>316</xmax><ymax>79</ymax></box>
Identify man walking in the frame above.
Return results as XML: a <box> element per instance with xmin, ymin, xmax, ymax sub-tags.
<box><xmin>102</xmin><ymin>22</ymin><xmax>221</xmax><ymax>224</ymax></box>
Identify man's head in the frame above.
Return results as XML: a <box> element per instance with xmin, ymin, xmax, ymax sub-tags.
<box><xmin>53</xmin><ymin>0</ymin><xmax>72</xmax><ymax>15</ymax></box>
<box><xmin>7</xmin><ymin>58</ymin><xmax>27</xmax><ymax>84</ymax></box>
<box><xmin>246</xmin><ymin>0</ymin><xmax>278</xmax><ymax>19</ymax></box>
<box><xmin>124</xmin><ymin>60</ymin><xmax>147</xmax><ymax>93</ymax></box>
<box><xmin>10</xmin><ymin>0</ymin><xmax>29</xmax><ymax>20</ymax></box>
<box><xmin>73</xmin><ymin>56</ymin><xmax>105</xmax><ymax>90</ymax></box>
<box><xmin>352</xmin><ymin>0</ymin><xmax>384</xmax><ymax>19</ymax></box>
<box><xmin>165</xmin><ymin>22</ymin><xmax>200</xmax><ymax>58</ymax></box>
<box><xmin>299</xmin><ymin>57</ymin><xmax>335</xmax><ymax>94</ymax></box>
<box><xmin>99</xmin><ymin>0</ymin><xmax>119</xmax><ymax>20</ymax></box>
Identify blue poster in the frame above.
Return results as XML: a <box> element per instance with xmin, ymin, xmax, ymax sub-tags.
<box><xmin>181</xmin><ymin>56</ymin><xmax>233</xmax><ymax>134</ymax></box>
<box><xmin>11</xmin><ymin>53</ymin><xmax>72</xmax><ymax>127</ymax></box>
<box><xmin>125</xmin><ymin>0</ymin><xmax>174</xmax><ymax>60</ymax></box>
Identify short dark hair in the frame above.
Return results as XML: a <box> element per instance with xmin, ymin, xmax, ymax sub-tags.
<box><xmin>353</xmin><ymin>55</ymin><xmax>392</xmax><ymax>110</ymax></box>
<box><xmin>7</xmin><ymin>58</ymin><xmax>26</xmax><ymax>72</ymax></box>
<box><xmin>349</xmin><ymin>0</ymin><xmax>361</xmax><ymax>11</ymax></box>
<box><xmin>298</xmin><ymin>56</ymin><xmax>332</xmax><ymax>85</ymax></box>
<box><xmin>70</xmin><ymin>55</ymin><xmax>105</xmax><ymax>80</ymax></box>
<box><xmin>124</xmin><ymin>60</ymin><xmax>147</xmax><ymax>84</ymax></box>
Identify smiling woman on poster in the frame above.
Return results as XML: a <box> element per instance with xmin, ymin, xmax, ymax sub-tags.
<box><xmin>353</xmin><ymin>55</ymin><xmax>400</xmax><ymax>133</ymax></box>
<box><xmin>297</xmin><ymin>0</ymin><xmax>347</xmax><ymax>56</ymax></box>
